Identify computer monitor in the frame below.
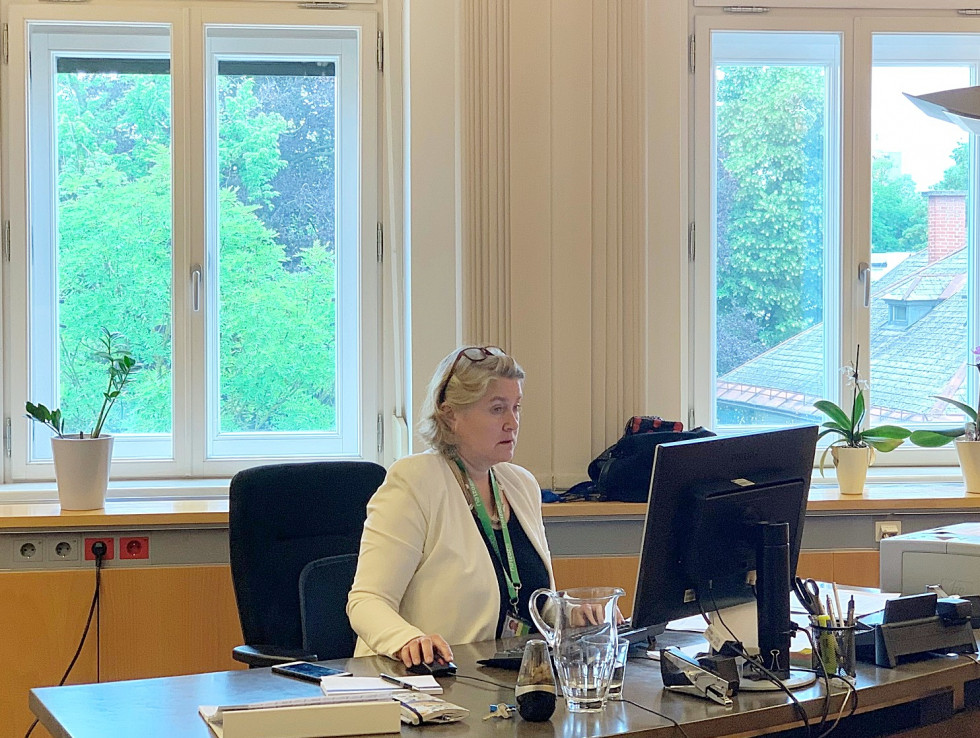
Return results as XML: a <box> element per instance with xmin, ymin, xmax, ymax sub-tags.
<box><xmin>630</xmin><ymin>425</ymin><xmax>818</xmax><ymax>680</ymax></box>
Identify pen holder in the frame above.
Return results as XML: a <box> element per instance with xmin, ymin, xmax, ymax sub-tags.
<box><xmin>811</xmin><ymin>623</ymin><xmax>856</xmax><ymax>678</ymax></box>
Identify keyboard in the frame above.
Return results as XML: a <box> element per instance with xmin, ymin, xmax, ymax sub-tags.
<box><xmin>477</xmin><ymin>648</ymin><xmax>524</xmax><ymax>670</ymax></box>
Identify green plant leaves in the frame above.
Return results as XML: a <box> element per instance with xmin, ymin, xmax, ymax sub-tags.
<box><xmin>24</xmin><ymin>401</ymin><xmax>65</xmax><ymax>437</ymax></box>
<box><xmin>931</xmin><ymin>395</ymin><xmax>979</xmax><ymax>423</ymax></box>
<box><xmin>814</xmin><ymin>400</ymin><xmax>850</xmax><ymax>430</ymax></box>
<box><xmin>909</xmin><ymin>428</ymin><xmax>964</xmax><ymax>447</ymax></box>
<box><xmin>815</xmin><ymin>390</ymin><xmax>912</xmax><ymax>454</ymax></box>
<box><xmin>850</xmin><ymin>389</ymin><xmax>867</xmax><ymax>434</ymax></box>
<box><xmin>863</xmin><ymin>424</ymin><xmax>912</xmax><ymax>440</ymax></box>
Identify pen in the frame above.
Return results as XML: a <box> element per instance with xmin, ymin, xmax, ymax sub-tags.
<box><xmin>379</xmin><ymin>673</ymin><xmax>427</xmax><ymax>692</ymax></box>
<box><xmin>846</xmin><ymin>596</ymin><xmax>856</xmax><ymax>627</ymax></box>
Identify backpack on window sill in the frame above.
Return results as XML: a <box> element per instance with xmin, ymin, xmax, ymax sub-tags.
<box><xmin>584</xmin><ymin>416</ymin><xmax>716</xmax><ymax>503</ymax></box>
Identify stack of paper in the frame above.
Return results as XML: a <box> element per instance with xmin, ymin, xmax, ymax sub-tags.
<box><xmin>319</xmin><ymin>675</ymin><xmax>442</xmax><ymax>697</ymax></box>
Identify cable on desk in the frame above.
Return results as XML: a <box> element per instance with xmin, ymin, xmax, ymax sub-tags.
<box><xmin>701</xmin><ymin>592</ymin><xmax>813</xmax><ymax>738</ymax></box>
<box><xmin>23</xmin><ymin>544</ymin><xmax>105</xmax><ymax>738</ymax></box>
<box><xmin>794</xmin><ymin>625</ymin><xmax>831</xmax><ymax>732</ymax></box>
<box><xmin>795</xmin><ymin>612</ymin><xmax>860</xmax><ymax>738</ymax></box>
<box><xmin>453</xmin><ymin>673</ymin><xmax>516</xmax><ymax>691</ymax></box>
<box><xmin>622</xmin><ymin>698</ymin><xmax>692</xmax><ymax>738</ymax></box>
<box><xmin>816</xmin><ymin>675</ymin><xmax>857</xmax><ymax>738</ymax></box>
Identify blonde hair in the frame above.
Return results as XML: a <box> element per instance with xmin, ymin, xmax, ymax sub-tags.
<box><xmin>418</xmin><ymin>346</ymin><xmax>525</xmax><ymax>455</ymax></box>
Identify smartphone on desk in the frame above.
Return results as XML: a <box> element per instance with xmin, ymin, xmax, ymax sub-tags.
<box><xmin>271</xmin><ymin>661</ymin><xmax>352</xmax><ymax>683</ymax></box>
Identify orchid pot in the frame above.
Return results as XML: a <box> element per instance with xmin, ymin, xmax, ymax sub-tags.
<box><xmin>830</xmin><ymin>445</ymin><xmax>875</xmax><ymax>496</ymax></box>
<box><xmin>956</xmin><ymin>439</ymin><xmax>980</xmax><ymax>495</ymax></box>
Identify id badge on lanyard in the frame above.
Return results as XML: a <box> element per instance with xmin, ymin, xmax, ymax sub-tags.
<box><xmin>503</xmin><ymin>610</ymin><xmax>532</xmax><ymax>638</ymax></box>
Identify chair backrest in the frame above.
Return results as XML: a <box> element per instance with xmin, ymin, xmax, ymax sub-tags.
<box><xmin>228</xmin><ymin>460</ymin><xmax>386</xmax><ymax>653</ymax></box>
<box><xmin>299</xmin><ymin>553</ymin><xmax>360</xmax><ymax>660</ymax></box>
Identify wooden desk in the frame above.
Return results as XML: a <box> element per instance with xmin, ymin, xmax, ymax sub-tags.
<box><xmin>29</xmin><ymin>637</ymin><xmax>980</xmax><ymax>738</ymax></box>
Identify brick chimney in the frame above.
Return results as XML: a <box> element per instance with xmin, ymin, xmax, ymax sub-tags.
<box><xmin>925</xmin><ymin>191</ymin><xmax>966</xmax><ymax>264</ymax></box>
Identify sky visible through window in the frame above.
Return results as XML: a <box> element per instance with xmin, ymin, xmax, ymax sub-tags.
<box><xmin>872</xmin><ymin>67</ymin><xmax>969</xmax><ymax>190</ymax></box>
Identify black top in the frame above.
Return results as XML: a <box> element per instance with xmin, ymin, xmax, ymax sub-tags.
<box><xmin>476</xmin><ymin>514</ymin><xmax>551</xmax><ymax>638</ymax></box>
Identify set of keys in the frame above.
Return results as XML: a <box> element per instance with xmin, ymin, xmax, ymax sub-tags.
<box><xmin>482</xmin><ymin>703</ymin><xmax>516</xmax><ymax>720</ymax></box>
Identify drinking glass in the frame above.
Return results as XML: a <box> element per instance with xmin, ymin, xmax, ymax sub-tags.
<box><xmin>605</xmin><ymin>638</ymin><xmax>630</xmax><ymax>699</ymax></box>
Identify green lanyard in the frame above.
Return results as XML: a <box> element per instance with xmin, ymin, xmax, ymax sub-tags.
<box><xmin>454</xmin><ymin>457</ymin><xmax>521</xmax><ymax>608</ymax></box>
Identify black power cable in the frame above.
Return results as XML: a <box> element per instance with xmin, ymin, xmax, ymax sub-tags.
<box><xmin>698</xmin><ymin>592</ymin><xmax>813</xmax><ymax>738</ymax></box>
<box><xmin>622</xmin><ymin>697</ymin><xmax>693</xmax><ymax>738</ymax></box>
<box><xmin>24</xmin><ymin>542</ymin><xmax>106</xmax><ymax>738</ymax></box>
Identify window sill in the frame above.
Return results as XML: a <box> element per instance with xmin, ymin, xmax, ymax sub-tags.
<box><xmin>2</xmin><ymin>467</ymin><xmax>977</xmax><ymax>531</ymax></box>
<box><xmin>0</xmin><ymin>479</ymin><xmax>231</xmax><ymax>530</ymax></box>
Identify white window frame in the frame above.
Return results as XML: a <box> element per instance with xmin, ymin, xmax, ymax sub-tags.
<box><xmin>3</xmin><ymin>1</ymin><xmax>380</xmax><ymax>482</ymax></box>
<box><xmin>692</xmin><ymin>8</ymin><xmax>980</xmax><ymax>469</ymax></box>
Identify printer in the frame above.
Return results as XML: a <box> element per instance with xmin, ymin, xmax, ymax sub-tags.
<box><xmin>880</xmin><ymin>523</ymin><xmax>980</xmax><ymax>596</ymax></box>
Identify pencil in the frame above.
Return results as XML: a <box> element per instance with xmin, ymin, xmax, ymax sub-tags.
<box><xmin>825</xmin><ymin>594</ymin><xmax>838</xmax><ymax>629</ymax></box>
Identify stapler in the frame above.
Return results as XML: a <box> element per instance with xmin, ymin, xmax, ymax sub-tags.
<box><xmin>660</xmin><ymin>647</ymin><xmax>737</xmax><ymax>707</ymax></box>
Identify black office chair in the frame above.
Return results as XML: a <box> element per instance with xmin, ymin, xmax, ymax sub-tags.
<box><xmin>228</xmin><ymin>460</ymin><xmax>386</xmax><ymax>667</ymax></box>
<box><xmin>299</xmin><ymin>553</ymin><xmax>360</xmax><ymax>661</ymax></box>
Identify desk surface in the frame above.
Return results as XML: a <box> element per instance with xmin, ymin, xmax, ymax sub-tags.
<box><xmin>29</xmin><ymin>637</ymin><xmax>980</xmax><ymax>738</ymax></box>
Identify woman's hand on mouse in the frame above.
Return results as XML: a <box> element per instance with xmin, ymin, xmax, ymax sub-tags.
<box><xmin>398</xmin><ymin>634</ymin><xmax>454</xmax><ymax>668</ymax></box>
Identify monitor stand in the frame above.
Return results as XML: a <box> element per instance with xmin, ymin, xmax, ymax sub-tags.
<box><xmin>705</xmin><ymin>602</ymin><xmax>816</xmax><ymax>692</ymax></box>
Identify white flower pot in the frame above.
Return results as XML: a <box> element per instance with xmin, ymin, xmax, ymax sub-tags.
<box><xmin>956</xmin><ymin>439</ymin><xmax>980</xmax><ymax>495</ymax></box>
<box><xmin>831</xmin><ymin>445</ymin><xmax>875</xmax><ymax>496</ymax></box>
<box><xmin>51</xmin><ymin>435</ymin><xmax>113</xmax><ymax>510</ymax></box>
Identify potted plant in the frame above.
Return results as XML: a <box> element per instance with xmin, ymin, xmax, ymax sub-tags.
<box><xmin>25</xmin><ymin>329</ymin><xmax>139</xmax><ymax>510</ymax></box>
<box><xmin>908</xmin><ymin>346</ymin><xmax>980</xmax><ymax>493</ymax></box>
<box><xmin>814</xmin><ymin>346</ymin><xmax>911</xmax><ymax>495</ymax></box>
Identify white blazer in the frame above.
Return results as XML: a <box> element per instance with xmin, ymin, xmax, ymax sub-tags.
<box><xmin>347</xmin><ymin>450</ymin><xmax>556</xmax><ymax>658</ymax></box>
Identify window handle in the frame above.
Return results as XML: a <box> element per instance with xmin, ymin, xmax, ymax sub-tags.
<box><xmin>858</xmin><ymin>261</ymin><xmax>871</xmax><ymax>308</ymax></box>
<box><xmin>191</xmin><ymin>265</ymin><xmax>202</xmax><ymax>312</ymax></box>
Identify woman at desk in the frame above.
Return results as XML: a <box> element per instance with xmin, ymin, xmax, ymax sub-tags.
<box><xmin>347</xmin><ymin>346</ymin><xmax>555</xmax><ymax>667</ymax></box>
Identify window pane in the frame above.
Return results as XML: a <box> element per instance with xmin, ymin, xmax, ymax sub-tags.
<box><xmin>29</xmin><ymin>26</ymin><xmax>173</xmax><ymax>460</ymax></box>
<box><xmin>711</xmin><ymin>32</ymin><xmax>839</xmax><ymax>429</ymax></box>
<box><xmin>869</xmin><ymin>35</ymin><xmax>978</xmax><ymax>431</ymax></box>
<box><xmin>206</xmin><ymin>25</ymin><xmax>365</xmax><ymax>460</ymax></box>
<box><xmin>215</xmin><ymin>61</ymin><xmax>337</xmax><ymax>434</ymax></box>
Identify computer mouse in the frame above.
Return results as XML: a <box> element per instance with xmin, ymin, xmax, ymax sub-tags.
<box><xmin>407</xmin><ymin>660</ymin><xmax>457</xmax><ymax>677</ymax></box>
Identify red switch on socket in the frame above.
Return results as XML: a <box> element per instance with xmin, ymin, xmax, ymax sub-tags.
<box><xmin>84</xmin><ymin>537</ymin><xmax>115</xmax><ymax>560</ymax></box>
<box><xmin>119</xmin><ymin>536</ymin><xmax>149</xmax><ymax>560</ymax></box>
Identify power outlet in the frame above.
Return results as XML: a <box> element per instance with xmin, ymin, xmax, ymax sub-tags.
<box><xmin>84</xmin><ymin>537</ymin><xmax>115</xmax><ymax>561</ymax></box>
<box><xmin>48</xmin><ymin>536</ymin><xmax>81</xmax><ymax>562</ymax></box>
<box><xmin>875</xmin><ymin>521</ymin><xmax>902</xmax><ymax>542</ymax></box>
<box><xmin>119</xmin><ymin>536</ymin><xmax>149</xmax><ymax>560</ymax></box>
<box><xmin>13</xmin><ymin>538</ymin><xmax>44</xmax><ymax>563</ymax></box>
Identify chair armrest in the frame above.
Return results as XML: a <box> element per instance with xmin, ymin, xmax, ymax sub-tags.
<box><xmin>232</xmin><ymin>644</ymin><xmax>318</xmax><ymax>668</ymax></box>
